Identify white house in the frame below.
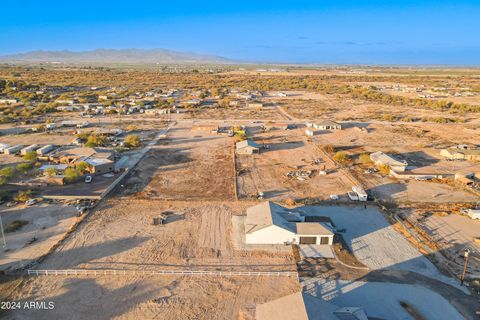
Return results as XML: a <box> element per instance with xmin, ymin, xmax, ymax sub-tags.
<box><xmin>370</xmin><ymin>151</ymin><xmax>408</xmax><ymax>172</ymax></box>
<box><xmin>313</xmin><ymin>120</ymin><xmax>342</xmax><ymax>130</ymax></box>
<box><xmin>244</xmin><ymin>201</ymin><xmax>334</xmax><ymax>245</ymax></box>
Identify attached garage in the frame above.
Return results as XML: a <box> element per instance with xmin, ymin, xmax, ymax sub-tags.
<box><xmin>296</xmin><ymin>223</ymin><xmax>334</xmax><ymax>245</ymax></box>
<box><xmin>299</xmin><ymin>237</ymin><xmax>317</xmax><ymax>245</ymax></box>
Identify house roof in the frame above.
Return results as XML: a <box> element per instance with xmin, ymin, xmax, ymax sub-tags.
<box><xmin>296</xmin><ymin>223</ymin><xmax>333</xmax><ymax>236</ymax></box>
<box><xmin>444</xmin><ymin>147</ymin><xmax>480</xmax><ymax>156</ymax></box>
<box><xmin>370</xmin><ymin>151</ymin><xmax>408</xmax><ymax>167</ymax></box>
<box><xmin>316</xmin><ymin>120</ymin><xmax>341</xmax><ymax>127</ymax></box>
<box><xmin>236</xmin><ymin>139</ymin><xmax>260</xmax><ymax>150</ymax></box>
<box><xmin>245</xmin><ymin>201</ymin><xmax>299</xmax><ymax>234</ymax></box>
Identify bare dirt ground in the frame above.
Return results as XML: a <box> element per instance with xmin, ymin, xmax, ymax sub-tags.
<box><xmin>2</xmin><ymin>275</ymin><xmax>299</xmax><ymax>320</ymax></box>
<box><xmin>121</xmin><ymin>123</ymin><xmax>235</xmax><ymax>200</ymax></box>
<box><xmin>0</xmin><ymin>203</ymin><xmax>78</xmax><ymax>271</ymax></box>
<box><xmin>0</xmin><ymin>199</ymin><xmax>299</xmax><ymax>320</ymax></box>
<box><xmin>236</xmin><ymin>127</ymin><xmax>351</xmax><ymax>202</ymax></box>
<box><xmin>0</xmin><ymin>132</ymin><xmax>74</xmax><ymax>145</ymax></box>
<box><xmin>185</xmin><ymin>105</ymin><xmax>284</xmax><ymax>120</ymax></box>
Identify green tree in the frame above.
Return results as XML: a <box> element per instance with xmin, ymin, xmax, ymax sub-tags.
<box><xmin>0</xmin><ymin>166</ymin><xmax>14</xmax><ymax>178</ymax></box>
<box><xmin>64</xmin><ymin>167</ymin><xmax>80</xmax><ymax>183</ymax></box>
<box><xmin>16</xmin><ymin>163</ymin><xmax>33</xmax><ymax>173</ymax></box>
<box><xmin>85</xmin><ymin>134</ymin><xmax>106</xmax><ymax>147</ymax></box>
<box><xmin>23</xmin><ymin>151</ymin><xmax>37</xmax><ymax>162</ymax></box>
<box><xmin>76</xmin><ymin>161</ymin><xmax>90</xmax><ymax>174</ymax></box>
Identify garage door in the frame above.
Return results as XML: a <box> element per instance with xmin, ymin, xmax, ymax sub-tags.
<box><xmin>299</xmin><ymin>237</ymin><xmax>317</xmax><ymax>244</ymax></box>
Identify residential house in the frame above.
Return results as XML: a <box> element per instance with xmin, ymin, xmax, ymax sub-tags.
<box><xmin>370</xmin><ymin>151</ymin><xmax>408</xmax><ymax>172</ymax></box>
<box><xmin>245</xmin><ymin>201</ymin><xmax>334</xmax><ymax>245</ymax></box>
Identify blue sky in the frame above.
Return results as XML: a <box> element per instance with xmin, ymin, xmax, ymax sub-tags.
<box><xmin>1</xmin><ymin>0</ymin><xmax>479</xmax><ymax>64</ymax></box>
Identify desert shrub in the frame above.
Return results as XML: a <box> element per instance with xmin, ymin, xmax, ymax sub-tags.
<box><xmin>0</xmin><ymin>166</ymin><xmax>14</xmax><ymax>178</ymax></box>
<box><xmin>16</xmin><ymin>162</ymin><xmax>33</xmax><ymax>173</ymax></box>
<box><xmin>14</xmin><ymin>190</ymin><xmax>33</xmax><ymax>202</ymax></box>
<box><xmin>333</xmin><ymin>151</ymin><xmax>350</xmax><ymax>163</ymax></box>
<box><xmin>359</xmin><ymin>153</ymin><xmax>372</xmax><ymax>164</ymax></box>
<box><xmin>23</xmin><ymin>151</ymin><xmax>37</xmax><ymax>162</ymax></box>
<box><xmin>124</xmin><ymin>134</ymin><xmax>141</xmax><ymax>148</ymax></box>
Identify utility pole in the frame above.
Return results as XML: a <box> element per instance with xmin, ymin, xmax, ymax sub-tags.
<box><xmin>460</xmin><ymin>249</ymin><xmax>470</xmax><ymax>286</ymax></box>
<box><xmin>0</xmin><ymin>212</ymin><xmax>7</xmax><ymax>250</ymax></box>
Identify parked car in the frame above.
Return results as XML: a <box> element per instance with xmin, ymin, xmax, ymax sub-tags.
<box><xmin>329</xmin><ymin>194</ymin><xmax>339</xmax><ymax>200</ymax></box>
<box><xmin>85</xmin><ymin>175</ymin><xmax>93</xmax><ymax>183</ymax></box>
<box><xmin>25</xmin><ymin>199</ymin><xmax>37</xmax><ymax>206</ymax></box>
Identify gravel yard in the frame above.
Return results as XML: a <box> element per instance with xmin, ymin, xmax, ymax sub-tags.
<box><xmin>299</xmin><ymin>205</ymin><xmax>463</xmax><ymax>289</ymax></box>
<box><xmin>303</xmin><ymin>278</ymin><xmax>464</xmax><ymax>320</ymax></box>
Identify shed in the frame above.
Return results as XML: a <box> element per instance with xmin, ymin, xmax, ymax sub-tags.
<box><xmin>236</xmin><ymin>140</ymin><xmax>260</xmax><ymax>155</ymax></box>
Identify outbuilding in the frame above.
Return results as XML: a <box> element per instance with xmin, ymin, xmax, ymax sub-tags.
<box><xmin>236</xmin><ymin>140</ymin><xmax>260</xmax><ymax>155</ymax></box>
<box><xmin>370</xmin><ymin>151</ymin><xmax>408</xmax><ymax>172</ymax></box>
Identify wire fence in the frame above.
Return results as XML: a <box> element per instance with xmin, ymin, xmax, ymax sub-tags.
<box><xmin>27</xmin><ymin>269</ymin><xmax>299</xmax><ymax>278</ymax></box>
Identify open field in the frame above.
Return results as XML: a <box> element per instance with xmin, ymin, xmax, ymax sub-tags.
<box><xmin>121</xmin><ymin>123</ymin><xmax>236</xmax><ymax>200</ymax></box>
<box><xmin>0</xmin><ymin>203</ymin><xmax>78</xmax><ymax>271</ymax></box>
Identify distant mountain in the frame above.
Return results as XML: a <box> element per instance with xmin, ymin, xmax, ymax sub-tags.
<box><xmin>0</xmin><ymin>48</ymin><xmax>233</xmax><ymax>64</ymax></box>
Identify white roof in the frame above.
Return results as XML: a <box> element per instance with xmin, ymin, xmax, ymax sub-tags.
<box><xmin>236</xmin><ymin>139</ymin><xmax>260</xmax><ymax>150</ymax></box>
<box><xmin>245</xmin><ymin>201</ymin><xmax>300</xmax><ymax>234</ymax></box>
<box><xmin>370</xmin><ymin>151</ymin><xmax>408</xmax><ymax>167</ymax></box>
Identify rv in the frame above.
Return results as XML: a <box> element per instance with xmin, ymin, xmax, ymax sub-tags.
<box><xmin>352</xmin><ymin>186</ymin><xmax>368</xmax><ymax>202</ymax></box>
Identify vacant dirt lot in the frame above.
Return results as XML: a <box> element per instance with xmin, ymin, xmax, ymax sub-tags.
<box><xmin>121</xmin><ymin>123</ymin><xmax>235</xmax><ymax>200</ymax></box>
<box><xmin>0</xmin><ymin>203</ymin><xmax>78</xmax><ymax>271</ymax></box>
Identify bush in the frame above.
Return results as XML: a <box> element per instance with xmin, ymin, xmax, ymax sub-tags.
<box><xmin>377</xmin><ymin>164</ymin><xmax>391</xmax><ymax>175</ymax></box>
<box><xmin>359</xmin><ymin>153</ymin><xmax>372</xmax><ymax>164</ymax></box>
<box><xmin>76</xmin><ymin>161</ymin><xmax>90</xmax><ymax>174</ymax></box>
<box><xmin>126</xmin><ymin>124</ymin><xmax>138</xmax><ymax>132</ymax></box>
<box><xmin>14</xmin><ymin>190</ymin><xmax>33</xmax><ymax>202</ymax></box>
<box><xmin>85</xmin><ymin>134</ymin><xmax>106</xmax><ymax>147</ymax></box>
<box><xmin>16</xmin><ymin>162</ymin><xmax>33</xmax><ymax>173</ymax></box>
<box><xmin>45</xmin><ymin>167</ymin><xmax>56</xmax><ymax>177</ymax></box>
<box><xmin>333</xmin><ymin>151</ymin><xmax>350</xmax><ymax>163</ymax></box>
<box><xmin>64</xmin><ymin>167</ymin><xmax>80</xmax><ymax>183</ymax></box>
<box><xmin>5</xmin><ymin>220</ymin><xmax>29</xmax><ymax>233</ymax></box>
<box><xmin>322</xmin><ymin>144</ymin><xmax>336</xmax><ymax>155</ymax></box>
<box><xmin>0</xmin><ymin>166</ymin><xmax>14</xmax><ymax>178</ymax></box>
<box><xmin>23</xmin><ymin>151</ymin><xmax>37</xmax><ymax>162</ymax></box>
<box><xmin>124</xmin><ymin>134</ymin><xmax>140</xmax><ymax>148</ymax></box>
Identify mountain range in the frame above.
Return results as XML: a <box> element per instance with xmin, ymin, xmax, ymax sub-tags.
<box><xmin>0</xmin><ymin>48</ymin><xmax>232</xmax><ymax>64</ymax></box>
